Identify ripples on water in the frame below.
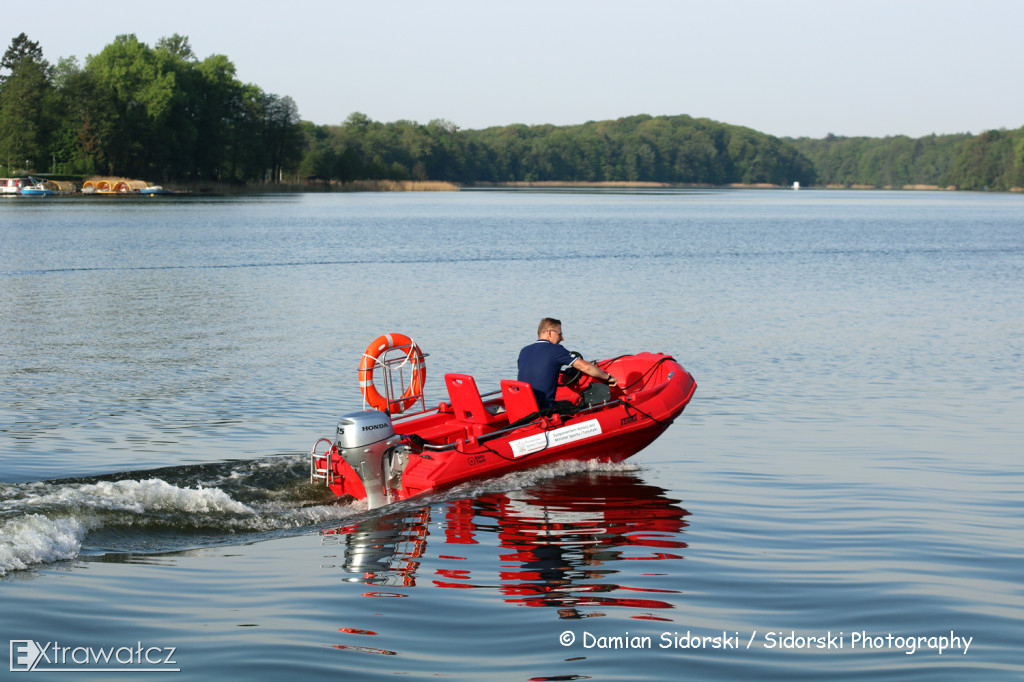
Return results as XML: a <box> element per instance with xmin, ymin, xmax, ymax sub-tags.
<box><xmin>1</xmin><ymin>190</ymin><xmax>1022</xmax><ymax>679</ymax></box>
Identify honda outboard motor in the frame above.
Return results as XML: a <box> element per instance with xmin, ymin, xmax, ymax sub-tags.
<box><xmin>335</xmin><ymin>410</ymin><xmax>404</xmax><ymax>509</ymax></box>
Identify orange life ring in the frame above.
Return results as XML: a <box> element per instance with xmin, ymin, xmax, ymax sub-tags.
<box><xmin>358</xmin><ymin>333</ymin><xmax>426</xmax><ymax>414</ymax></box>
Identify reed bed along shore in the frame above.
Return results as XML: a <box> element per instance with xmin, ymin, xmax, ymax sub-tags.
<box><xmin>240</xmin><ymin>180</ymin><xmax>1023</xmax><ymax>192</ymax></box>
<box><xmin>14</xmin><ymin>174</ymin><xmax>1019</xmax><ymax>193</ymax></box>
<box><xmin>279</xmin><ymin>179</ymin><xmax>460</xmax><ymax>192</ymax></box>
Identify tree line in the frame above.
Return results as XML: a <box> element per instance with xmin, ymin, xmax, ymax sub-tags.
<box><xmin>786</xmin><ymin>130</ymin><xmax>1024</xmax><ymax>191</ymax></box>
<box><xmin>3</xmin><ymin>32</ymin><xmax>1021</xmax><ymax>190</ymax></box>
<box><xmin>303</xmin><ymin>116</ymin><xmax>1024</xmax><ymax>191</ymax></box>
<box><xmin>300</xmin><ymin>112</ymin><xmax>817</xmax><ymax>187</ymax></box>
<box><xmin>0</xmin><ymin>32</ymin><xmax>302</xmax><ymax>182</ymax></box>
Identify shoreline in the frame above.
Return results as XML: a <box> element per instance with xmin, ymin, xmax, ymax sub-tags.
<box><xmin>7</xmin><ymin>178</ymin><xmax>1023</xmax><ymax>196</ymax></box>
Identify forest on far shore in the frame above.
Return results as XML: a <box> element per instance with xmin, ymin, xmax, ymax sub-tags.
<box><xmin>3</xmin><ymin>31</ymin><xmax>1022</xmax><ymax>191</ymax></box>
<box><xmin>303</xmin><ymin>114</ymin><xmax>1024</xmax><ymax>191</ymax></box>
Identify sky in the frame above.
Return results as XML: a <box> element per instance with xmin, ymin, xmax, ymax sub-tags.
<box><xmin>4</xmin><ymin>0</ymin><xmax>1021</xmax><ymax>139</ymax></box>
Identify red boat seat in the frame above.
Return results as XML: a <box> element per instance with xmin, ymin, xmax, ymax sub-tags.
<box><xmin>445</xmin><ymin>374</ymin><xmax>506</xmax><ymax>425</ymax></box>
<box><xmin>500</xmin><ymin>380</ymin><xmax>541</xmax><ymax>423</ymax></box>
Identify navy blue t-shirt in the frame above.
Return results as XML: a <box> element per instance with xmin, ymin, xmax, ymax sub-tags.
<box><xmin>517</xmin><ymin>340</ymin><xmax>575</xmax><ymax>407</ymax></box>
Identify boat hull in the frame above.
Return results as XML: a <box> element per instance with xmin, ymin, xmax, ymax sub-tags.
<box><xmin>312</xmin><ymin>352</ymin><xmax>696</xmax><ymax>505</ymax></box>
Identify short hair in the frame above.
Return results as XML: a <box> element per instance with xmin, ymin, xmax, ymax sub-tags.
<box><xmin>537</xmin><ymin>317</ymin><xmax>562</xmax><ymax>336</ymax></box>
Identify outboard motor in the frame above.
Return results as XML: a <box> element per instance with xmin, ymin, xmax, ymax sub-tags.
<box><xmin>335</xmin><ymin>410</ymin><xmax>406</xmax><ymax>509</ymax></box>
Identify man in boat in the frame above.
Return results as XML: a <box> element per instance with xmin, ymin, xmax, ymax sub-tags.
<box><xmin>517</xmin><ymin>318</ymin><xmax>618</xmax><ymax>409</ymax></box>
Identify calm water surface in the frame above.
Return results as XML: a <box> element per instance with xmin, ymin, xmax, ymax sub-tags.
<box><xmin>1</xmin><ymin>190</ymin><xmax>1022</xmax><ymax>680</ymax></box>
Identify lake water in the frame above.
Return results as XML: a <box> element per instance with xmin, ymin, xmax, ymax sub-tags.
<box><xmin>1</xmin><ymin>189</ymin><xmax>1021</xmax><ymax>679</ymax></box>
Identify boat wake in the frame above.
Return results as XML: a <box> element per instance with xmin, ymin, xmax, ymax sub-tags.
<box><xmin>0</xmin><ymin>454</ymin><xmax>641</xmax><ymax>577</ymax></box>
<box><xmin>0</xmin><ymin>456</ymin><xmax>354</xmax><ymax>577</ymax></box>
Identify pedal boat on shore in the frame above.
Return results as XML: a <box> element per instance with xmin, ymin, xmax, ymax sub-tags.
<box><xmin>310</xmin><ymin>333</ymin><xmax>697</xmax><ymax>508</ymax></box>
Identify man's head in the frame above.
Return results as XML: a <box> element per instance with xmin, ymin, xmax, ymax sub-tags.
<box><xmin>537</xmin><ymin>317</ymin><xmax>564</xmax><ymax>344</ymax></box>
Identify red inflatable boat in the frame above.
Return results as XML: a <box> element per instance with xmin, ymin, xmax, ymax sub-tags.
<box><xmin>310</xmin><ymin>334</ymin><xmax>697</xmax><ymax>508</ymax></box>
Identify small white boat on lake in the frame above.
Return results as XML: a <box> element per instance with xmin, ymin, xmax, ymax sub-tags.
<box><xmin>19</xmin><ymin>178</ymin><xmax>59</xmax><ymax>196</ymax></box>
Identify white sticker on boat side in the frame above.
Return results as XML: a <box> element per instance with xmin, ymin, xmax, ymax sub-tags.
<box><xmin>510</xmin><ymin>433</ymin><xmax>547</xmax><ymax>457</ymax></box>
<box><xmin>509</xmin><ymin>419</ymin><xmax>603</xmax><ymax>458</ymax></box>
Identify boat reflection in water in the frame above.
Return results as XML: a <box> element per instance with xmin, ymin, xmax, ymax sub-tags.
<box><xmin>322</xmin><ymin>469</ymin><xmax>690</xmax><ymax>618</ymax></box>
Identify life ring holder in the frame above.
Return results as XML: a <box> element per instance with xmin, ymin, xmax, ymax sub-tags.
<box><xmin>358</xmin><ymin>333</ymin><xmax>427</xmax><ymax>414</ymax></box>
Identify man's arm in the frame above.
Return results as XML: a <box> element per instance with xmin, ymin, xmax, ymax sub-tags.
<box><xmin>572</xmin><ymin>358</ymin><xmax>618</xmax><ymax>387</ymax></box>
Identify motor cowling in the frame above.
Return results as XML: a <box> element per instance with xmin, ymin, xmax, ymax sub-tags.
<box><xmin>335</xmin><ymin>410</ymin><xmax>403</xmax><ymax>508</ymax></box>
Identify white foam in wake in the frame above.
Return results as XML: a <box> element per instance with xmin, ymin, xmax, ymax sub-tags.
<box><xmin>1</xmin><ymin>478</ymin><xmax>283</xmax><ymax>576</ymax></box>
<box><xmin>24</xmin><ymin>478</ymin><xmax>257</xmax><ymax>516</ymax></box>
<box><xmin>0</xmin><ymin>513</ymin><xmax>90</xmax><ymax>576</ymax></box>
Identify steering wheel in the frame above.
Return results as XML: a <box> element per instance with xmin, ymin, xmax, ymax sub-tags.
<box><xmin>558</xmin><ymin>351</ymin><xmax>584</xmax><ymax>387</ymax></box>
